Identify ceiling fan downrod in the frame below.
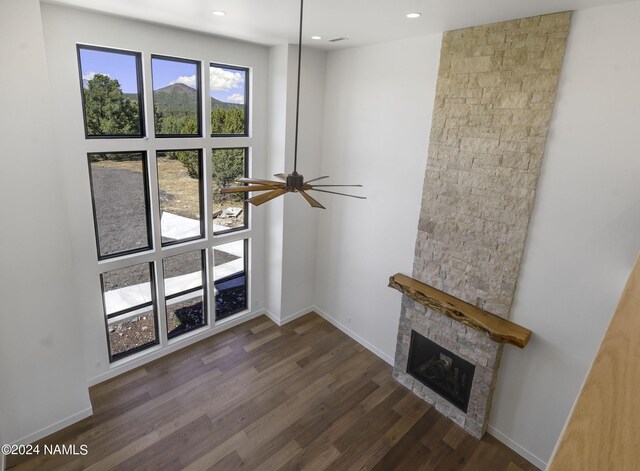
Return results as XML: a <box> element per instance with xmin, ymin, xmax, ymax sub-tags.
<box><xmin>219</xmin><ymin>0</ymin><xmax>365</xmax><ymax>209</ymax></box>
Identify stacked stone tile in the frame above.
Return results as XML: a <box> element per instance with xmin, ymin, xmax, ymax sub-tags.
<box><xmin>394</xmin><ymin>12</ymin><xmax>571</xmax><ymax>438</ymax></box>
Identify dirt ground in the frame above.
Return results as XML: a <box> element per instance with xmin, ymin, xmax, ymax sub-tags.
<box><xmin>94</xmin><ymin>157</ymin><xmax>245</xmax><ymax>230</ymax></box>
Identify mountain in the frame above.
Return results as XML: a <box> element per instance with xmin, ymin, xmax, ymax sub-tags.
<box><xmin>156</xmin><ymin>82</ymin><xmax>194</xmax><ymax>96</ymax></box>
<box><xmin>152</xmin><ymin>83</ymin><xmax>243</xmax><ymax>116</ymax></box>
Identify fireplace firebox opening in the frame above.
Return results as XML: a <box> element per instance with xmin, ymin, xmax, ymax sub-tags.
<box><xmin>407</xmin><ymin>330</ymin><xmax>475</xmax><ymax>413</ymax></box>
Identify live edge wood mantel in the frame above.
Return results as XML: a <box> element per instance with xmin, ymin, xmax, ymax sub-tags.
<box><xmin>388</xmin><ymin>273</ymin><xmax>531</xmax><ymax>348</ymax></box>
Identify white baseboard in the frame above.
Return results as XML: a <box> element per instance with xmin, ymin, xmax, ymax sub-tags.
<box><xmin>262</xmin><ymin>306</ymin><xmax>316</xmax><ymax>326</ymax></box>
<box><xmin>488</xmin><ymin>425</ymin><xmax>546</xmax><ymax>470</ymax></box>
<box><xmin>311</xmin><ymin>306</ymin><xmax>395</xmax><ymax>365</ymax></box>
<box><xmin>281</xmin><ymin>306</ymin><xmax>316</xmax><ymax>325</ymax></box>
<box><xmin>10</xmin><ymin>407</ymin><xmax>93</xmax><ymax>448</ymax></box>
<box><xmin>262</xmin><ymin>308</ymin><xmax>280</xmax><ymax>326</ymax></box>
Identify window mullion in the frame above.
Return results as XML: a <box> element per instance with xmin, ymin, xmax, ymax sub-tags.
<box><xmin>146</xmin><ymin>149</ymin><xmax>169</xmax><ymax>347</ymax></box>
<box><xmin>154</xmin><ymin>257</ymin><xmax>169</xmax><ymax>347</ymax></box>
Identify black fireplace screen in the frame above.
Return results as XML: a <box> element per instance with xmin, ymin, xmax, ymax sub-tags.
<box><xmin>407</xmin><ymin>330</ymin><xmax>475</xmax><ymax>413</ymax></box>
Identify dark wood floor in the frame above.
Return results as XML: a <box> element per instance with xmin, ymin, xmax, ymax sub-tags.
<box><xmin>6</xmin><ymin>313</ymin><xmax>539</xmax><ymax>471</ymax></box>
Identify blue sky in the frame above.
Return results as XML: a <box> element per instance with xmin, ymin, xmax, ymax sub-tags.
<box><xmin>152</xmin><ymin>58</ymin><xmax>197</xmax><ymax>91</ymax></box>
<box><xmin>80</xmin><ymin>48</ymin><xmax>245</xmax><ymax>104</ymax></box>
<box><xmin>80</xmin><ymin>48</ymin><xmax>139</xmax><ymax>93</ymax></box>
<box><xmin>208</xmin><ymin>66</ymin><xmax>246</xmax><ymax>104</ymax></box>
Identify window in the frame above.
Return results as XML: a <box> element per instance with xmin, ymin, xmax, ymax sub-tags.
<box><xmin>212</xmin><ymin>147</ymin><xmax>248</xmax><ymax>234</ymax></box>
<box><xmin>88</xmin><ymin>152</ymin><xmax>152</xmax><ymax>259</ymax></box>
<box><xmin>157</xmin><ymin>149</ymin><xmax>204</xmax><ymax>245</ymax></box>
<box><xmin>214</xmin><ymin>239</ymin><xmax>248</xmax><ymax>320</ymax></box>
<box><xmin>79</xmin><ymin>45</ymin><xmax>254</xmax><ymax>363</ymax></box>
<box><xmin>163</xmin><ymin>250</ymin><xmax>207</xmax><ymax>339</ymax></box>
<box><xmin>152</xmin><ymin>56</ymin><xmax>201</xmax><ymax>137</ymax></box>
<box><xmin>77</xmin><ymin>45</ymin><xmax>145</xmax><ymax>138</ymax></box>
<box><xmin>210</xmin><ymin>64</ymin><xmax>248</xmax><ymax>136</ymax></box>
<box><xmin>101</xmin><ymin>263</ymin><xmax>158</xmax><ymax>362</ymax></box>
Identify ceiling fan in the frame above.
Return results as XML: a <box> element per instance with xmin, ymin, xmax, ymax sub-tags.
<box><xmin>220</xmin><ymin>0</ymin><xmax>365</xmax><ymax>209</ymax></box>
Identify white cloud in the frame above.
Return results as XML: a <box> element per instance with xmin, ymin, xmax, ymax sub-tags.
<box><xmin>82</xmin><ymin>71</ymin><xmax>109</xmax><ymax>81</ymax></box>
<box><xmin>209</xmin><ymin>67</ymin><xmax>244</xmax><ymax>92</ymax></box>
<box><xmin>170</xmin><ymin>75</ymin><xmax>197</xmax><ymax>88</ymax></box>
<box><xmin>226</xmin><ymin>93</ymin><xmax>245</xmax><ymax>104</ymax></box>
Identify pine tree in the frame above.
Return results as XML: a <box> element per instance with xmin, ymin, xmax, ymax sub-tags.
<box><xmin>84</xmin><ymin>74</ymin><xmax>140</xmax><ymax>135</ymax></box>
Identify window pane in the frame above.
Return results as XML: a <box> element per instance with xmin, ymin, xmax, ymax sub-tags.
<box><xmin>163</xmin><ymin>251</ymin><xmax>206</xmax><ymax>339</ymax></box>
<box><xmin>152</xmin><ymin>56</ymin><xmax>201</xmax><ymax>137</ymax></box>
<box><xmin>212</xmin><ymin>148</ymin><xmax>247</xmax><ymax>234</ymax></box>
<box><xmin>214</xmin><ymin>239</ymin><xmax>247</xmax><ymax>320</ymax></box>
<box><xmin>101</xmin><ymin>263</ymin><xmax>158</xmax><ymax>361</ymax></box>
<box><xmin>210</xmin><ymin>64</ymin><xmax>248</xmax><ymax>136</ymax></box>
<box><xmin>157</xmin><ymin>150</ymin><xmax>203</xmax><ymax>245</ymax></box>
<box><xmin>78</xmin><ymin>45</ymin><xmax>144</xmax><ymax>137</ymax></box>
<box><xmin>88</xmin><ymin>152</ymin><xmax>152</xmax><ymax>259</ymax></box>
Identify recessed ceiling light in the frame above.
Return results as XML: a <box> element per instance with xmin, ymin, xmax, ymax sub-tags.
<box><xmin>406</xmin><ymin>12</ymin><xmax>422</xmax><ymax>18</ymax></box>
<box><xmin>311</xmin><ymin>36</ymin><xmax>322</xmax><ymax>40</ymax></box>
<box><xmin>212</xmin><ymin>10</ymin><xmax>226</xmax><ymax>16</ymax></box>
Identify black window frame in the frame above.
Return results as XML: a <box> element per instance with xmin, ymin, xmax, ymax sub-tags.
<box><xmin>151</xmin><ymin>54</ymin><xmax>203</xmax><ymax>138</ymax></box>
<box><xmin>100</xmin><ymin>262</ymin><xmax>160</xmax><ymax>362</ymax></box>
<box><xmin>213</xmin><ymin>147</ymin><xmax>249</xmax><ymax>236</ymax></box>
<box><xmin>209</xmin><ymin>62</ymin><xmax>249</xmax><ymax>138</ymax></box>
<box><xmin>162</xmin><ymin>249</ymin><xmax>208</xmax><ymax>339</ymax></box>
<box><xmin>87</xmin><ymin>151</ymin><xmax>154</xmax><ymax>260</ymax></box>
<box><xmin>156</xmin><ymin>149</ymin><xmax>205</xmax><ymax>246</ymax></box>
<box><xmin>77</xmin><ymin>44</ymin><xmax>146</xmax><ymax>139</ymax></box>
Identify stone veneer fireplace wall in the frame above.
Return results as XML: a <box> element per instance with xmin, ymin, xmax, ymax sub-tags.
<box><xmin>393</xmin><ymin>12</ymin><xmax>571</xmax><ymax>438</ymax></box>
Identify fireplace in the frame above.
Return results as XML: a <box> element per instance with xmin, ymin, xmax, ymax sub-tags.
<box><xmin>391</xmin><ymin>275</ymin><xmax>531</xmax><ymax>438</ymax></box>
<box><xmin>407</xmin><ymin>330</ymin><xmax>475</xmax><ymax>413</ymax></box>
<box><xmin>389</xmin><ymin>11</ymin><xmax>569</xmax><ymax>437</ymax></box>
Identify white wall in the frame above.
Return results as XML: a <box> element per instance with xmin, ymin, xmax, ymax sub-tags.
<box><xmin>491</xmin><ymin>2</ymin><xmax>640</xmax><ymax>466</ymax></box>
<box><xmin>266</xmin><ymin>45</ymin><xmax>324</xmax><ymax>323</ymax></box>
<box><xmin>0</xmin><ymin>0</ymin><xmax>91</xmax><ymax>446</ymax></box>
<box><xmin>40</xmin><ymin>4</ymin><xmax>270</xmax><ymax>385</ymax></box>
<box><xmin>317</xmin><ymin>2</ymin><xmax>640</xmax><ymax>468</ymax></box>
<box><xmin>280</xmin><ymin>46</ymin><xmax>324</xmax><ymax>319</ymax></box>
<box><xmin>315</xmin><ymin>34</ymin><xmax>442</xmax><ymax>361</ymax></box>
<box><xmin>265</xmin><ymin>44</ymin><xmax>290</xmax><ymax>320</ymax></box>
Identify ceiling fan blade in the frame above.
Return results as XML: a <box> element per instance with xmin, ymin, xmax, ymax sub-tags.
<box><xmin>309</xmin><ymin>184</ymin><xmax>363</xmax><ymax>187</ymax></box>
<box><xmin>298</xmin><ymin>189</ymin><xmax>325</xmax><ymax>209</ymax></box>
<box><xmin>247</xmin><ymin>188</ymin><xmax>288</xmax><ymax>206</ymax></box>
<box><xmin>309</xmin><ymin>188</ymin><xmax>367</xmax><ymax>200</ymax></box>
<box><xmin>274</xmin><ymin>173</ymin><xmax>288</xmax><ymax>181</ymax></box>
<box><xmin>237</xmin><ymin>177</ymin><xmax>282</xmax><ymax>186</ymax></box>
<box><xmin>304</xmin><ymin>175</ymin><xmax>330</xmax><ymax>184</ymax></box>
<box><xmin>220</xmin><ymin>184</ymin><xmax>282</xmax><ymax>193</ymax></box>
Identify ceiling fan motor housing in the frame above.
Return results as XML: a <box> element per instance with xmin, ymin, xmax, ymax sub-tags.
<box><xmin>286</xmin><ymin>172</ymin><xmax>305</xmax><ymax>190</ymax></box>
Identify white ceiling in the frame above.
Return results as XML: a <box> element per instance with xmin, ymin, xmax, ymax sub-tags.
<box><xmin>43</xmin><ymin>0</ymin><xmax>632</xmax><ymax>50</ymax></box>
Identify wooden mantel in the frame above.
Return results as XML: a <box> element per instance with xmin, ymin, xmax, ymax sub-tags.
<box><xmin>389</xmin><ymin>273</ymin><xmax>531</xmax><ymax>348</ymax></box>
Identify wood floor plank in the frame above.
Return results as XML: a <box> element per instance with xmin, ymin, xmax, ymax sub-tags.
<box><xmin>201</xmin><ymin>345</ymin><xmax>233</xmax><ymax>364</ymax></box>
<box><xmin>243</xmin><ymin>329</ymin><xmax>283</xmax><ymax>352</ymax></box>
<box><xmin>181</xmin><ymin>431</ymin><xmax>248</xmax><ymax>471</ymax></box>
<box><xmin>7</xmin><ymin>314</ymin><xmax>540</xmax><ymax>471</ymax></box>
<box><xmin>249</xmin><ymin>319</ymin><xmax>275</xmax><ymax>334</ymax></box>
<box><xmin>113</xmin><ymin>414</ymin><xmax>213</xmax><ymax>471</ymax></box>
<box><xmin>297</xmin><ymin>444</ymin><xmax>341</xmax><ymax>471</ymax></box>
<box><xmin>209</xmin><ymin>450</ymin><xmax>243</xmax><ymax>471</ymax></box>
<box><xmin>370</xmin><ymin>405</ymin><xmax>440</xmax><ymax>471</ymax></box>
<box><xmin>435</xmin><ymin>433</ymin><xmax>481</xmax><ymax>470</ymax></box>
<box><xmin>253</xmin><ymin>440</ymin><xmax>302</xmax><ymax>471</ymax></box>
<box><xmin>350</xmin><ymin>391</ymin><xmax>432</xmax><ymax>470</ymax></box>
